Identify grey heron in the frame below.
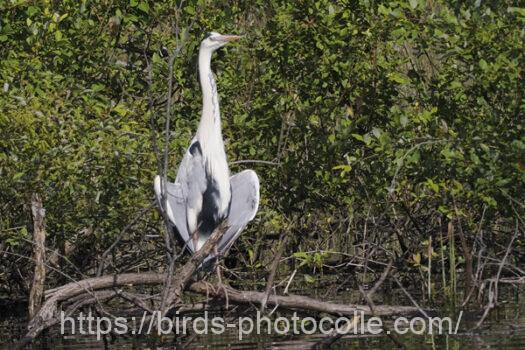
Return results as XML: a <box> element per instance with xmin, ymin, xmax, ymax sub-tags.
<box><xmin>154</xmin><ymin>32</ymin><xmax>260</xmax><ymax>266</ymax></box>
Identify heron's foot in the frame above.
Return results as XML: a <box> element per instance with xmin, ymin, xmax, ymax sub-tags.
<box><xmin>215</xmin><ymin>265</ymin><xmax>230</xmax><ymax>309</ymax></box>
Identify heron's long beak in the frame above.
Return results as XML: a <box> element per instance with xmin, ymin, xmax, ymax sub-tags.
<box><xmin>219</xmin><ymin>34</ymin><xmax>243</xmax><ymax>42</ymax></box>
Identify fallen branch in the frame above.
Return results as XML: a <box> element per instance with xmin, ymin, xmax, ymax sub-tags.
<box><xmin>189</xmin><ymin>281</ymin><xmax>421</xmax><ymax>316</ymax></box>
<box><xmin>16</xmin><ymin>221</ymin><xmax>229</xmax><ymax>349</ymax></box>
<box><xmin>15</xmin><ymin>268</ymin><xmax>423</xmax><ymax>349</ymax></box>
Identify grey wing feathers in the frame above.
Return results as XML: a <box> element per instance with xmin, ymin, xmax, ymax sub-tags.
<box><xmin>155</xmin><ymin>167</ymin><xmax>259</xmax><ymax>262</ymax></box>
<box><xmin>154</xmin><ymin>174</ymin><xmax>194</xmax><ymax>252</ymax></box>
<box><xmin>218</xmin><ymin>169</ymin><xmax>260</xmax><ymax>253</ymax></box>
<box><xmin>154</xmin><ymin>140</ymin><xmax>207</xmax><ymax>254</ymax></box>
<box><xmin>177</xmin><ymin>141</ymin><xmax>208</xmax><ymax>237</ymax></box>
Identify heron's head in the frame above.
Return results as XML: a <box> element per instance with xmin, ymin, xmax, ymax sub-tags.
<box><xmin>200</xmin><ymin>31</ymin><xmax>242</xmax><ymax>52</ymax></box>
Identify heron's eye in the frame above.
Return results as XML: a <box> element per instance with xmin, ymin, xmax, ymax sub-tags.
<box><xmin>205</xmin><ymin>32</ymin><xmax>213</xmax><ymax>39</ymax></box>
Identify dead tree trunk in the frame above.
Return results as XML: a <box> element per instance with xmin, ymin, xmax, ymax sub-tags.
<box><xmin>29</xmin><ymin>193</ymin><xmax>46</xmax><ymax>319</ymax></box>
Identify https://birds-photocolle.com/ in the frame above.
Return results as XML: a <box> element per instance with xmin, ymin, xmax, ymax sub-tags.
<box><xmin>154</xmin><ymin>32</ymin><xmax>259</xmax><ymax>267</ymax></box>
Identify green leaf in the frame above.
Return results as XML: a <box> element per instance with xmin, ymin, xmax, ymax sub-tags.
<box><xmin>351</xmin><ymin>133</ymin><xmax>364</xmax><ymax>141</ymax></box>
<box><xmin>91</xmin><ymin>83</ymin><xmax>105</xmax><ymax>92</ymax></box>
<box><xmin>388</xmin><ymin>72</ymin><xmax>411</xmax><ymax>84</ymax></box>
<box><xmin>333</xmin><ymin>164</ymin><xmax>351</xmax><ymax>171</ymax></box>
<box><xmin>426</xmin><ymin>179</ymin><xmax>439</xmax><ymax>193</ymax></box>
<box><xmin>409</xmin><ymin>0</ymin><xmax>418</xmax><ymax>9</ymax></box>
<box><xmin>138</xmin><ymin>1</ymin><xmax>149</xmax><ymax>13</ymax></box>
<box><xmin>378</xmin><ymin>4</ymin><xmax>389</xmax><ymax>16</ymax></box>
<box><xmin>479</xmin><ymin>59</ymin><xmax>488</xmax><ymax>71</ymax></box>
<box><xmin>372</xmin><ymin>127</ymin><xmax>382</xmax><ymax>138</ymax></box>
<box><xmin>293</xmin><ymin>252</ymin><xmax>308</xmax><ymax>259</ymax></box>
<box><xmin>113</xmin><ymin>103</ymin><xmax>128</xmax><ymax>117</ymax></box>
<box><xmin>511</xmin><ymin>140</ymin><xmax>525</xmax><ymax>150</ymax></box>
<box><xmin>152</xmin><ymin>52</ymin><xmax>162</xmax><ymax>64</ymax></box>
<box><xmin>26</xmin><ymin>6</ymin><xmax>40</xmax><ymax>16</ymax></box>
<box><xmin>333</xmin><ymin>164</ymin><xmax>352</xmax><ymax>177</ymax></box>
<box><xmin>508</xmin><ymin>7</ymin><xmax>525</xmax><ymax>17</ymax></box>
<box><xmin>412</xmin><ymin>252</ymin><xmax>421</xmax><ymax>266</ymax></box>
<box><xmin>304</xmin><ymin>274</ymin><xmax>315</xmax><ymax>284</ymax></box>
<box><xmin>363</xmin><ymin>133</ymin><xmax>372</xmax><ymax>145</ymax></box>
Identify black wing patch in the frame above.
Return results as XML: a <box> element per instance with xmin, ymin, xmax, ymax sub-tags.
<box><xmin>197</xmin><ymin>176</ymin><xmax>223</xmax><ymax>236</ymax></box>
<box><xmin>189</xmin><ymin>141</ymin><xmax>202</xmax><ymax>156</ymax></box>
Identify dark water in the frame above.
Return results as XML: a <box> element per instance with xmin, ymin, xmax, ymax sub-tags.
<box><xmin>1</xmin><ymin>284</ymin><xmax>524</xmax><ymax>349</ymax></box>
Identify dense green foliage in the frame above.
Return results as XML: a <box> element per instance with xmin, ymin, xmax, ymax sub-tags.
<box><xmin>1</xmin><ymin>0</ymin><xmax>523</xmax><ymax>299</ymax></box>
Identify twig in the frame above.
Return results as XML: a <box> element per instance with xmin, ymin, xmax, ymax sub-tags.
<box><xmin>367</xmin><ymin>260</ymin><xmax>393</xmax><ymax>298</ymax></box>
<box><xmin>260</xmin><ymin>231</ymin><xmax>289</xmax><ymax>312</ymax></box>
<box><xmin>29</xmin><ymin>193</ymin><xmax>46</xmax><ymax>319</ymax></box>
<box><xmin>96</xmin><ymin>202</ymin><xmax>155</xmax><ymax>276</ymax></box>
<box><xmin>453</xmin><ymin>199</ymin><xmax>473</xmax><ymax>290</ymax></box>
<box><xmin>283</xmin><ymin>269</ymin><xmax>297</xmax><ymax>295</ymax></box>
<box><xmin>230</xmin><ymin>159</ymin><xmax>281</xmax><ymax>166</ymax></box>
<box><xmin>393</xmin><ymin>276</ymin><xmax>430</xmax><ymax>318</ymax></box>
<box><xmin>143</xmin><ymin>32</ymin><xmax>163</xmax><ymax>176</ymax></box>
<box><xmin>388</xmin><ymin>140</ymin><xmax>447</xmax><ymax>194</ymax></box>
<box><xmin>475</xmin><ymin>219</ymin><xmax>519</xmax><ymax>328</ymax></box>
<box><xmin>158</xmin><ymin>2</ymin><xmax>198</xmax><ymax>309</ymax></box>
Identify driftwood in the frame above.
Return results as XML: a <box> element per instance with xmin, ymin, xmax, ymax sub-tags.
<box><xmin>15</xmin><ymin>220</ymin><xmax>424</xmax><ymax>349</ymax></box>
<box><xmin>189</xmin><ymin>282</ymin><xmax>420</xmax><ymax>316</ymax></box>
<box><xmin>28</xmin><ymin>193</ymin><xmax>46</xmax><ymax>319</ymax></box>
<box><xmin>15</xmin><ymin>270</ymin><xmax>422</xmax><ymax>349</ymax></box>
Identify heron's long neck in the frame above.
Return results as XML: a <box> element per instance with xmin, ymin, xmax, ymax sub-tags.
<box><xmin>197</xmin><ymin>48</ymin><xmax>222</xmax><ymax>139</ymax></box>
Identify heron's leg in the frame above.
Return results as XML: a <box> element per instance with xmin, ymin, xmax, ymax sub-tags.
<box><xmin>213</xmin><ymin>246</ymin><xmax>223</xmax><ymax>284</ymax></box>
<box><xmin>214</xmin><ymin>247</ymin><xmax>229</xmax><ymax>309</ymax></box>
<box><xmin>193</xmin><ymin>234</ymin><xmax>199</xmax><ymax>254</ymax></box>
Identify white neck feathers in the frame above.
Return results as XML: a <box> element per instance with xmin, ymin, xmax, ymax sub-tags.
<box><xmin>197</xmin><ymin>46</ymin><xmax>221</xmax><ymax>140</ymax></box>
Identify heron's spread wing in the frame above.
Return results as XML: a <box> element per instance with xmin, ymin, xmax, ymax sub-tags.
<box><xmin>154</xmin><ymin>140</ymin><xmax>208</xmax><ymax>253</ymax></box>
<box><xmin>218</xmin><ymin>169</ymin><xmax>260</xmax><ymax>253</ymax></box>
<box><xmin>154</xmin><ymin>175</ymin><xmax>195</xmax><ymax>252</ymax></box>
<box><xmin>155</xmin><ymin>161</ymin><xmax>259</xmax><ymax>263</ymax></box>
<box><xmin>178</xmin><ymin>140</ymin><xmax>208</xmax><ymax>240</ymax></box>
